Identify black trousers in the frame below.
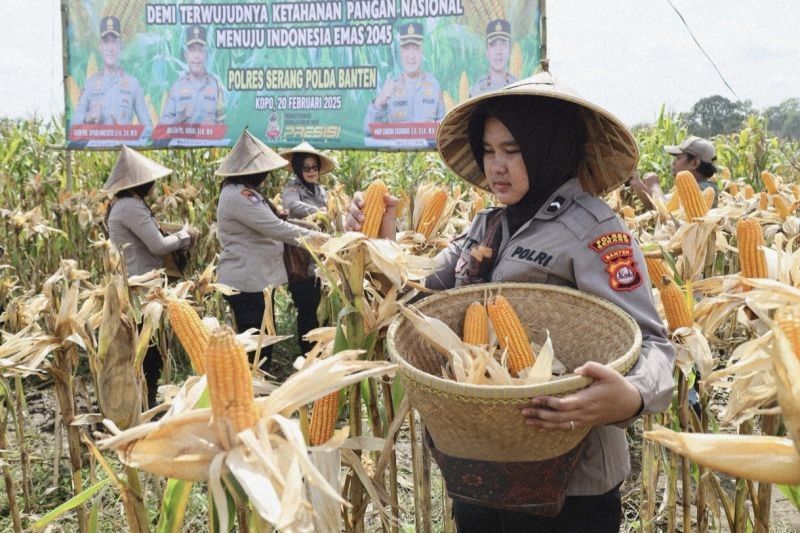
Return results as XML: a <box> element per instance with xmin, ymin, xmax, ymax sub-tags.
<box><xmin>143</xmin><ymin>344</ymin><xmax>162</xmax><ymax>409</ymax></box>
<box><xmin>454</xmin><ymin>484</ymin><xmax>622</xmax><ymax>533</ymax></box>
<box><xmin>224</xmin><ymin>291</ymin><xmax>275</xmax><ymax>370</ymax></box>
<box><xmin>287</xmin><ymin>277</ymin><xmax>321</xmax><ymax>355</ymax></box>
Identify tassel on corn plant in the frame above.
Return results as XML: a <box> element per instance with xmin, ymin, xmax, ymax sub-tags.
<box><xmin>487</xmin><ymin>295</ymin><xmax>535</xmax><ymax>376</ymax></box>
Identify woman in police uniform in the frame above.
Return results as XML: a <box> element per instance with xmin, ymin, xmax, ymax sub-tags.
<box><xmin>103</xmin><ymin>146</ymin><xmax>196</xmax><ymax>407</ymax></box>
<box><xmin>279</xmin><ymin>142</ymin><xmax>335</xmax><ymax>355</ymax></box>
<box><xmin>350</xmin><ymin>66</ymin><xmax>675</xmax><ymax>532</ymax></box>
<box><xmin>216</xmin><ymin>131</ymin><xmax>326</xmax><ymax>370</ymax></box>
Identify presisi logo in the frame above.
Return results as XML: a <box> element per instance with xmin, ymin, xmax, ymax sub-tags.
<box><xmin>509</xmin><ymin>246</ymin><xmax>553</xmax><ymax>267</ymax></box>
<box><xmin>283</xmin><ymin>125</ymin><xmax>341</xmax><ymax>139</ymax></box>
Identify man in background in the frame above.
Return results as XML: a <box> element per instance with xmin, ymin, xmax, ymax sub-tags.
<box><xmin>72</xmin><ymin>15</ymin><xmax>152</xmax><ymax>136</ymax></box>
<box><xmin>665</xmin><ymin>135</ymin><xmax>719</xmax><ymax>205</ymax></box>
<box><xmin>364</xmin><ymin>22</ymin><xmax>444</xmax><ymax>129</ymax></box>
<box><xmin>160</xmin><ymin>26</ymin><xmax>225</xmax><ymax>124</ymax></box>
<box><xmin>469</xmin><ymin>19</ymin><xmax>518</xmax><ymax>97</ymax></box>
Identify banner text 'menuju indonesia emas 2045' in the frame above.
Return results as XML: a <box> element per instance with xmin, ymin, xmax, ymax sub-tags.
<box><xmin>64</xmin><ymin>0</ymin><xmax>541</xmax><ymax>150</ymax></box>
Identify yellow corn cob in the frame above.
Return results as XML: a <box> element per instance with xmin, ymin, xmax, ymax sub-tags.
<box><xmin>509</xmin><ymin>42</ymin><xmax>524</xmax><ymax>78</ymax></box>
<box><xmin>167</xmin><ymin>299</ymin><xmax>209</xmax><ymax>374</ymax></box>
<box><xmin>792</xmin><ymin>184</ymin><xmax>800</xmax><ymax>201</ymax></box>
<box><xmin>66</xmin><ymin>76</ymin><xmax>81</xmax><ymax>109</ymax></box>
<box><xmin>459</xmin><ymin>71</ymin><xmax>469</xmax><ymax>102</ymax></box>
<box><xmin>621</xmin><ymin>205</ymin><xmax>635</xmax><ymax>219</ymax></box>
<box><xmin>665</xmin><ymin>192</ymin><xmax>681</xmax><ymax>212</ymax></box>
<box><xmin>205</xmin><ymin>327</ymin><xmax>257</xmax><ymax>432</ymax></box>
<box><xmin>773</xmin><ymin>195</ymin><xmax>793</xmax><ymax>220</ymax></box>
<box><xmin>676</xmin><ymin>170</ymin><xmax>708</xmax><ymax>221</ymax></box>
<box><xmin>487</xmin><ymin>295</ymin><xmax>535</xmax><ymax>376</ymax></box>
<box><xmin>744</xmin><ymin>185</ymin><xmax>755</xmax><ymax>199</ymax></box>
<box><xmin>736</xmin><ymin>218</ymin><xmax>768</xmax><ymax>281</ymax></box>
<box><xmin>309</xmin><ymin>391</ymin><xmax>340</xmax><ymax>446</ymax></box>
<box><xmin>703</xmin><ymin>187</ymin><xmax>715</xmax><ymax>209</ymax></box>
<box><xmin>442</xmin><ymin>91</ymin><xmax>456</xmax><ymax>112</ymax></box>
<box><xmin>758</xmin><ymin>192</ymin><xmax>769</xmax><ymax>211</ymax></box>
<box><xmin>658</xmin><ymin>276</ymin><xmax>692</xmax><ymax>332</ymax></box>
<box><xmin>361</xmin><ymin>179</ymin><xmax>388</xmax><ymax>238</ymax></box>
<box><xmin>729</xmin><ymin>183</ymin><xmax>740</xmax><ymax>196</ymax></box>
<box><xmin>761</xmin><ymin>170</ymin><xmax>778</xmax><ymax>194</ymax></box>
<box><xmin>644</xmin><ymin>254</ymin><xmax>671</xmax><ymax>287</ymax></box>
<box><xmin>463</xmin><ymin>302</ymin><xmax>489</xmax><ymax>345</ymax></box>
<box><xmin>722</xmin><ymin>167</ymin><xmax>731</xmax><ymax>180</ymax></box>
<box><xmin>416</xmin><ymin>189</ymin><xmax>448</xmax><ymax>239</ymax></box>
<box><xmin>775</xmin><ymin>305</ymin><xmax>800</xmax><ymax>361</ymax></box>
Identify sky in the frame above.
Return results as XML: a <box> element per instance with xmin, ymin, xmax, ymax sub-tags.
<box><xmin>1</xmin><ymin>1</ymin><xmax>799</xmax><ymax>127</ymax></box>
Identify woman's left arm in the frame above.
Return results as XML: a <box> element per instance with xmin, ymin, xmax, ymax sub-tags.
<box><xmin>522</xmin><ymin>225</ymin><xmax>674</xmax><ymax>430</ymax></box>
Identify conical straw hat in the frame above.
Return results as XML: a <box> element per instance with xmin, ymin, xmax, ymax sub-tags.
<box><xmin>215</xmin><ymin>129</ymin><xmax>288</xmax><ymax>177</ymax></box>
<box><xmin>279</xmin><ymin>141</ymin><xmax>337</xmax><ymax>175</ymax></box>
<box><xmin>101</xmin><ymin>146</ymin><xmax>172</xmax><ymax>193</ymax></box>
<box><xmin>436</xmin><ymin>64</ymin><xmax>638</xmax><ymax>196</ymax></box>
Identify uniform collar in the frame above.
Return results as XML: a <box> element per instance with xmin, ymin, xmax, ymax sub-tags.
<box><xmin>532</xmin><ymin>177</ymin><xmax>583</xmax><ymax>220</ymax></box>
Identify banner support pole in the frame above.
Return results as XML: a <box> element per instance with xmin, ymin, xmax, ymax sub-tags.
<box><xmin>540</xmin><ymin>0</ymin><xmax>547</xmax><ymax>62</ymax></box>
<box><xmin>60</xmin><ymin>0</ymin><xmax>74</xmax><ymax>191</ymax></box>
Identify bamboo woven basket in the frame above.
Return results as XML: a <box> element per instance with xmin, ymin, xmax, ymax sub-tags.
<box><xmin>386</xmin><ymin>283</ymin><xmax>641</xmax><ymax>462</ymax></box>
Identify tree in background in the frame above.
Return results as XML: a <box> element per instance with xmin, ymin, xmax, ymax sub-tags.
<box><xmin>764</xmin><ymin>98</ymin><xmax>800</xmax><ymax>140</ymax></box>
<box><xmin>681</xmin><ymin>95</ymin><xmax>753</xmax><ymax>138</ymax></box>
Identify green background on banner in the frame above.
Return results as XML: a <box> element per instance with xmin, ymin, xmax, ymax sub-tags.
<box><xmin>65</xmin><ymin>0</ymin><xmax>541</xmax><ymax>150</ymax></box>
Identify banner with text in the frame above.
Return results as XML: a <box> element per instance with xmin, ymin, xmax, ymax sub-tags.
<box><xmin>64</xmin><ymin>0</ymin><xmax>542</xmax><ymax>150</ymax></box>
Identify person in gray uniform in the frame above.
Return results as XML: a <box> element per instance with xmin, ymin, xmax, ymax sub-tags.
<box><xmin>364</xmin><ymin>22</ymin><xmax>445</xmax><ymax>131</ymax></box>
<box><xmin>216</xmin><ymin>130</ymin><xmax>326</xmax><ymax>370</ymax></box>
<box><xmin>160</xmin><ymin>26</ymin><xmax>224</xmax><ymax>125</ymax></box>
<box><xmin>469</xmin><ymin>19</ymin><xmax>518</xmax><ymax>98</ymax></box>
<box><xmin>72</xmin><ymin>16</ymin><xmax>152</xmax><ymax>137</ymax></box>
<box><xmin>279</xmin><ymin>142</ymin><xmax>336</xmax><ymax>355</ymax></box>
<box><xmin>349</xmin><ymin>67</ymin><xmax>675</xmax><ymax>532</ymax></box>
<box><xmin>103</xmin><ymin>146</ymin><xmax>196</xmax><ymax>407</ymax></box>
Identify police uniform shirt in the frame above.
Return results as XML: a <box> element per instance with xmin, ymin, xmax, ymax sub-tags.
<box><xmin>72</xmin><ymin>70</ymin><xmax>152</xmax><ymax>134</ymax></box>
<box><xmin>160</xmin><ymin>73</ymin><xmax>224</xmax><ymax>125</ymax></box>
<box><xmin>365</xmin><ymin>71</ymin><xmax>445</xmax><ymax>128</ymax></box>
<box><xmin>281</xmin><ymin>176</ymin><xmax>328</xmax><ymax>219</ymax></box>
<box><xmin>216</xmin><ymin>183</ymin><xmax>324</xmax><ymax>292</ymax></box>
<box><xmin>469</xmin><ymin>72</ymin><xmax>519</xmax><ymax>98</ymax></box>
<box><xmin>107</xmin><ymin>196</ymin><xmax>190</xmax><ymax>276</ymax></box>
<box><xmin>426</xmin><ymin>177</ymin><xmax>675</xmax><ymax>496</ymax></box>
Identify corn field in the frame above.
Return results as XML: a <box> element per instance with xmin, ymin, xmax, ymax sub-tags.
<box><xmin>1</xmin><ymin>109</ymin><xmax>800</xmax><ymax>532</ymax></box>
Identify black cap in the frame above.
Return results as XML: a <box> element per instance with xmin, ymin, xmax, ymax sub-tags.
<box><xmin>398</xmin><ymin>22</ymin><xmax>424</xmax><ymax>45</ymax></box>
<box><xmin>100</xmin><ymin>16</ymin><xmax>121</xmax><ymax>38</ymax></box>
<box><xmin>486</xmin><ymin>19</ymin><xmax>511</xmax><ymax>42</ymax></box>
<box><xmin>186</xmin><ymin>25</ymin><xmax>207</xmax><ymax>46</ymax></box>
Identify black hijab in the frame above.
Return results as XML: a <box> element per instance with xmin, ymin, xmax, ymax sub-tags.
<box><xmin>291</xmin><ymin>153</ymin><xmax>320</xmax><ymax>193</ymax></box>
<box><xmin>467</xmin><ymin>96</ymin><xmax>585</xmax><ymax>235</ymax></box>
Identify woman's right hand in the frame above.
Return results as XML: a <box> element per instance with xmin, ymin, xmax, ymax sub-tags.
<box><xmin>345</xmin><ymin>190</ymin><xmax>398</xmax><ymax>240</ymax></box>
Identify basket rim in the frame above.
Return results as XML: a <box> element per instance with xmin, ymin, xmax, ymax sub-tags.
<box><xmin>386</xmin><ymin>282</ymin><xmax>642</xmax><ymax>400</ymax></box>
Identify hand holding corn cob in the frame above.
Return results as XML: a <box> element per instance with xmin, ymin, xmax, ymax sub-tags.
<box><xmin>345</xmin><ymin>179</ymin><xmax>398</xmax><ymax>238</ymax></box>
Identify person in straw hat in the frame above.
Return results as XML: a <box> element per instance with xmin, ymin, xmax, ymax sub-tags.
<box><xmin>279</xmin><ymin>142</ymin><xmax>335</xmax><ymax>355</ymax></box>
<box><xmin>216</xmin><ymin>130</ymin><xmax>327</xmax><ymax>370</ymax></box>
<box><xmin>103</xmin><ymin>145</ymin><xmax>198</xmax><ymax>407</ymax></box>
<box><xmin>349</xmin><ymin>63</ymin><xmax>675</xmax><ymax>531</ymax></box>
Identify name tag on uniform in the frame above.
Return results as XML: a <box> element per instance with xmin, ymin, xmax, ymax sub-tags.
<box><xmin>507</xmin><ymin>245</ymin><xmax>554</xmax><ymax>268</ymax></box>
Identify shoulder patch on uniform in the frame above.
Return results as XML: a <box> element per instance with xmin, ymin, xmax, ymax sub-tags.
<box><xmin>601</xmin><ymin>247</ymin><xmax>642</xmax><ymax>291</ymax></box>
<box><xmin>240</xmin><ymin>189</ymin><xmax>260</xmax><ymax>205</ymax></box>
<box><xmin>589</xmin><ymin>232</ymin><xmax>632</xmax><ymax>253</ymax></box>
<box><xmin>573</xmin><ymin>194</ymin><xmax>616</xmax><ymax>223</ymax></box>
